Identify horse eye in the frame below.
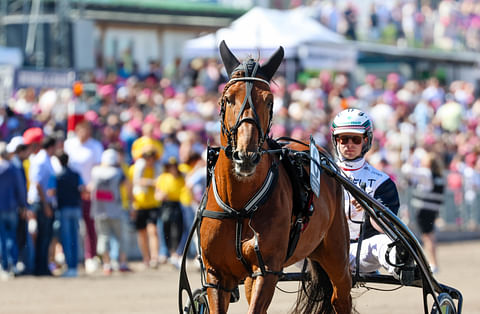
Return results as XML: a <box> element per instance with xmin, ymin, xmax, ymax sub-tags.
<box><xmin>224</xmin><ymin>97</ymin><xmax>232</xmax><ymax>106</ymax></box>
<box><xmin>268</xmin><ymin>101</ymin><xmax>273</xmax><ymax>107</ymax></box>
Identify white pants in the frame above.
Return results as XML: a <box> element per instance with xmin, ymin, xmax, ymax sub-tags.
<box><xmin>349</xmin><ymin>234</ymin><xmax>396</xmax><ymax>274</ymax></box>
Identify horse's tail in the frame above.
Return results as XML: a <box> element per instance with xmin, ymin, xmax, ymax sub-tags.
<box><xmin>291</xmin><ymin>259</ymin><xmax>334</xmax><ymax>314</ymax></box>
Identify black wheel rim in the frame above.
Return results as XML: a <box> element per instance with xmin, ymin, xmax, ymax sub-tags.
<box><xmin>185</xmin><ymin>290</ymin><xmax>209</xmax><ymax>314</ymax></box>
<box><xmin>431</xmin><ymin>293</ymin><xmax>457</xmax><ymax>314</ymax></box>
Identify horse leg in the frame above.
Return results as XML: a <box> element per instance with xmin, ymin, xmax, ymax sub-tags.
<box><xmin>316</xmin><ymin>224</ymin><xmax>352</xmax><ymax>313</ymax></box>
<box><xmin>205</xmin><ymin>272</ymin><xmax>233</xmax><ymax>314</ymax></box>
<box><xmin>246</xmin><ymin>274</ymin><xmax>278</xmax><ymax>314</ymax></box>
<box><xmin>244</xmin><ymin>276</ymin><xmax>253</xmax><ymax>305</ymax></box>
<box><xmin>318</xmin><ymin>257</ymin><xmax>352</xmax><ymax>314</ymax></box>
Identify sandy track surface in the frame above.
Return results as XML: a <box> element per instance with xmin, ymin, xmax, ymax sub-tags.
<box><xmin>1</xmin><ymin>240</ymin><xmax>478</xmax><ymax>314</ymax></box>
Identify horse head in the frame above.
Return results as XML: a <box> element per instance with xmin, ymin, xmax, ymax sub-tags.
<box><xmin>219</xmin><ymin>40</ymin><xmax>284</xmax><ymax>177</ymax></box>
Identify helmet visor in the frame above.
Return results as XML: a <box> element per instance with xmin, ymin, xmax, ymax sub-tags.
<box><xmin>332</xmin><ymin>127</ymin><xmax>366</xmax><ymax>135</ymax></box>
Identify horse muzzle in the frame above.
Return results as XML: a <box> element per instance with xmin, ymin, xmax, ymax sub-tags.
<box><xmin>232</xmin><ymin>150</ymin><xmax>261</xmax><ymax>177</ymax></box>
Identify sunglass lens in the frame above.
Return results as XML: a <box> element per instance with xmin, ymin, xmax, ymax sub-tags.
<box><xmin>352</xmin><ymin>136</ymin><xmax>362</xmax><ymax>144</ymax></box>
<box><xmin>338</xmin><ymin>136</ymin><xmax>362</xmax><ymax>144</ymax></box>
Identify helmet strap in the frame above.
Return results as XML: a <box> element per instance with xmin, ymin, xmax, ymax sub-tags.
<box><xmin>337</xmin><ymin>156</ymin><xmax>366</xmax><ymax>170</ymax></box>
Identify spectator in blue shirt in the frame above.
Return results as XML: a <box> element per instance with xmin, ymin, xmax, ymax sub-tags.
<box><xmin>48</xmin><ymin>152</ymin><xmax>84</xmax><ymax>277</ymax></box>
<box><xmin>0</xmin><ymin>142</ymin><xmax>27</xmax><ymax>278</ymax></box>
<box><xmin>6</xmin><ymin>136</ymin><xmax>31</xmax><ymax>275</ymax></box>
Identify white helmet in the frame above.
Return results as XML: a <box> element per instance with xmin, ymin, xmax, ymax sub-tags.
<box><xmin>331</xmin><ymin>108</ymin><xmax>373</xmax><ymax>158</ymax></box>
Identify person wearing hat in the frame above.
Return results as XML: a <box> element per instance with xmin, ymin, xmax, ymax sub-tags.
<box><xmin>23</xmin><ymin>128</ymin><xmax>44</xmax><ymax>147</ymax></box>
<box><xmin>6</xmin><ymin>136</ymin><xmax>31</xmax><ymax>274</ymax></box>
<box><xmin>0</xmin><ymin>141</ymin><xmax>28</xmax><ymax>278</ymax></box>
<box><xmin>24</xmin><ymin>130</ymin><xmax>56</xmax><ymax>276</ymax></box>
<box><xmin>6</xmin><ymin>136</ymin><xmax>29</xmax><ymax>210</ymax></box>
<box><xmin>331</xmin><ymin>108</ymin><xmax>403</xmax><ymax>276</ymax></box>
<box><xmin>7</xmin><ymin>136</ymin><xmax>28</xmax><ymax>160</ymax></box>
<box><xmin>90</xmin><ymin>149</ymin><xmax>131</xmax><ymax>274</ymax></box>
<box><xmin>129</xmin><ymin>145</ymin><xmax>161</xmax><ymax>268</ymax></box>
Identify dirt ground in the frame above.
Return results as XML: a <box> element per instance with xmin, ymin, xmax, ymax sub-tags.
<box><xmin>1</xmin><ymin>240</ymin><xmax>478</xmax><ymax>314</ymax></box>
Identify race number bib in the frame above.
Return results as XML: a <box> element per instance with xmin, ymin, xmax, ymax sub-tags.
<box><xmin>310</xmin><ymin>136</ymin><xmax>321</xmax><ymax>197</ymax></box>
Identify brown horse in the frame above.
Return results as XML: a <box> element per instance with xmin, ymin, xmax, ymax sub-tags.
<box><xmin>199</xmin><ymin>40</ymin><xmax>352</xmax><ymax>314</ymax></box>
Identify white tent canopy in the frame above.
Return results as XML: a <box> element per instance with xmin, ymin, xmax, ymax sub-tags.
<box><xmin>183</xmin><ymin>7</ymin><xmax>355</xmax><ymax>71</ymax></box>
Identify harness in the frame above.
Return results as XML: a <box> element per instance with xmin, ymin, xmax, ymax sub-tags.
<box><xmin>200</xmin><ymin>142</ymin><xmax>313</xmax><ymax>282</ymax></box>
<box><xmin>199</xmin><ymin>60</ymin><xmax>314</xmax><ymax>292</ymax></box>
<box><xmin>202</xmin><ymin>150</ymin><xmax>279</xmax><ymax>277</ymax></box>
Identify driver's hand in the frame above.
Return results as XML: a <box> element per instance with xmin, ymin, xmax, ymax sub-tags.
<box><xmin>351</xmin><ymin>199</ymin><xmax>363</xmax><ymax>212</ymax></box>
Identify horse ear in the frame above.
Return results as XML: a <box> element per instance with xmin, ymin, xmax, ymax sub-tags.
<box><xmin>219</xmin><ymin>40</ymin><xmax>240</xmax><ymax>78</ymax></box>
<box><xmin>260</xmin><ymin>46</ymin><xmax>284</xmax><ymax>81</ymax></box>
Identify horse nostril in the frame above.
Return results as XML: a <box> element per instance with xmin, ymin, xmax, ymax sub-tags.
<box><xmin>232</xmin><ymin>151</ymin><xmax>260</xmax><ymax>164</ymax></box>
<box><xmin>232</xmin><ymin>151</ymin><xmax>242</xmax><ymax>162</ymax></box>
<box><xmin>251</xmin><ymin>153</ymin><xmax>261</xmax><ymax>165</ymax></box>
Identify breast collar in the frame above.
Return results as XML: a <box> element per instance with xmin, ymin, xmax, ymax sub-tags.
<box><xmin>338</xmin><ymin>157</ymin><xmax>366</xmax><ymax>171</ymax></box>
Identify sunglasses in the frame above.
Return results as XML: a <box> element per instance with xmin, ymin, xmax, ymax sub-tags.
<box><xmin>143</xmin><ymin>152</ymin><xmax>157</xmax><ymax>158</ymax></box>
<box><xmin>336</xmin><ymin>135</ymin><xmax>364</xmax><ymax>145</ymax></box>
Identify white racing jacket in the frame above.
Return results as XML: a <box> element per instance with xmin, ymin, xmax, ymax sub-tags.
<box><xmin>337</xmin><ymin>158</ymin><xmax>400</xmax><ymax>241</ymax></box>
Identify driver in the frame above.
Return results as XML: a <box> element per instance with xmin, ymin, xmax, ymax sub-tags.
<box><xmin>331</xmin><ymin>108</ymin><xmax>400</xmax><ymax>274</ymax></box>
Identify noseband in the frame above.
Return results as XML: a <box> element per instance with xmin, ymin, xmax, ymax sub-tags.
<box><xmin>220</xmin><ymin>59</ymin><xmax>273</xmax><ymax>159</ymax></box>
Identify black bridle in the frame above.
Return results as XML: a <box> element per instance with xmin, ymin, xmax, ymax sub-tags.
<box><xmin>220</xmin><ymin>59</ymin><xmax>273</xmax><ymax>159</ymax></box>
<box><xmin>198</xmin><ymin>60</ymin><xmax>279</xmax><ymax>281</ymax></box>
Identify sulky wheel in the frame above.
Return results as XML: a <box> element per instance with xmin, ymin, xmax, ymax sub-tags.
<box><xmin>184</xmin><ymin>289</ymin><xmax>210</xmax><ymax>314</ymax></box>
<box><xmin>431</xmin><ymin>293</ymin><xmax>457</xmax><ymax>314</ymax></box>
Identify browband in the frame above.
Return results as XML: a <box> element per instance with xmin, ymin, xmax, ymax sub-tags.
<box><xmin>229</xmin><ymin>77</ymin><xmax>270</xmax><ymax>86</ymax></box>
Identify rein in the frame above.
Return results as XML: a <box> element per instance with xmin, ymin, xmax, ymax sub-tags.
<box><xmin>220</xmin><ymin>59</ymin><xmax>272</xmax><ymax>159</ymax></box>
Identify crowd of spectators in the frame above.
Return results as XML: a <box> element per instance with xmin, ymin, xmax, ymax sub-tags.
<box><xmin>308</xmin><ymin>0</ymin><xmax>480</xmax><ymax>51</ymax></box>
<box><xmin>283</xmin><ymin>69</ymin><xmax>480</xmax><ymax>226</ymax></box>
<box><xmin>0</xmin><ymin>51</ymin><xmax>479</xmax><ymax>279</ymax></box>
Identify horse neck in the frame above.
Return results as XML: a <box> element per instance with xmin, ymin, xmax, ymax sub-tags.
<box><xmin>214</xmin><ymin>152</ymin><xmax>272</xmax><ymax>209</ymax></box>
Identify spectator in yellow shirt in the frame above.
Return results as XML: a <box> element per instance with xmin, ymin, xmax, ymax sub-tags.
<box><xmin>131</xmin><ymin>123</ymin><xmax>163</xmax><ymax>162</ymax></box>
<box><xmin>129</xmin><ymin>145</ymin><xmax>161</xmax><ymax>268</ymax></box>
<box><xmin>155</xmin><ymin>157</ymin><xmax>189</xmax><ymax>267</ymax></box>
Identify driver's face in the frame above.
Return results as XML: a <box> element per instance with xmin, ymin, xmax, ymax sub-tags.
<box><xmin>336</xmin><ymin>133</ymin><xmax>366</xmax><ymax>160</ymax></box>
